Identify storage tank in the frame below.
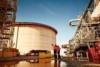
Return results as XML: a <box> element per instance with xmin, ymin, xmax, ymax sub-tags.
<box><xmin>13</xmin><ymin>22</ymin><xmax>57</xmax><ymax>54</ymax></box>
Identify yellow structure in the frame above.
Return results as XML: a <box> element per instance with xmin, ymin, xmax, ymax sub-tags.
<box><xmin>26</xmin><ymin>50</ymin><xmax>52</xmax><ymax>60</ymax></box>
<box><xmin>39</xmin><ymin>52</ymin><xmax>52</xmax><ymax>58</ymax></box>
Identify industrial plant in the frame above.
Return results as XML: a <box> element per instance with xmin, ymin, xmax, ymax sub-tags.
<box><xmin>0</xmin><ymin>0</ymin><xmax>100</xmax><ymax>67</ymax></box>
<box><xmin>63</xmin><ymin>0</ymin><xmax>100</xmax><ymax>64</ymax></box>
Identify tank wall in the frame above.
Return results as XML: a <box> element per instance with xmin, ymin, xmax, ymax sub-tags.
<box><xmin>13</xmin><ymin>25</ymin><xmax>56</xmax><ymax>54</ymax></box>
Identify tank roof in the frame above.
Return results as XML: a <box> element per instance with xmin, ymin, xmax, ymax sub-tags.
<box><xmin>15</xmin><ymin>22</ymin><xmax>57</xmax><ymax>34</ymax></box>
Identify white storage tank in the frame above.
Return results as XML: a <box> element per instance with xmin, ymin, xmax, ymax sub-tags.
<box><xmin>13</xmin><ymin>22</ymin><xmax>57</xmax><ymax>54</ymax></box>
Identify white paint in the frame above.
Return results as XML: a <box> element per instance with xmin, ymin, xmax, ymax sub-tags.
<box><xmin>13</xmin><ymin>25</ymin><xmax>57</xmax><ymax>55</ymax></box>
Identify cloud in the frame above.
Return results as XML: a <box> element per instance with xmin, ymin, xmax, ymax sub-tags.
<box><xmin>38</xmin><ymin>4</ymin><xmax>55</xmax><ymax>15</ymax></box>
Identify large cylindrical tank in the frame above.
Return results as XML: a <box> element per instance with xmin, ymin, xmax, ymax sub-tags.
<box><xmin>13</xmin><ymin>22</ymin><xmax>57</xmax><ymax>54</ymax></box>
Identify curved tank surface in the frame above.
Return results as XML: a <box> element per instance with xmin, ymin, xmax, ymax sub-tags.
<box><xmin>13</xmin><ymin>22</ymin><xmax>57</xmax><ymax>54</ymax></box>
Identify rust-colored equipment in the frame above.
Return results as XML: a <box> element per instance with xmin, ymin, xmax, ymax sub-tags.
<box><xmin>0</xmin><ymin>0</ymin><xmax>18</xmax><ymax>48</ymax></box>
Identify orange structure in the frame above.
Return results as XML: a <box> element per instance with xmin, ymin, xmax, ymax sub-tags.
<box><xmin>0</xmin><ymin>0</ymin><xmax>18</xmax><ymax>48</ymax></box>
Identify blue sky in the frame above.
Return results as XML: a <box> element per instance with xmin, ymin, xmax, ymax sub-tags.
<box><xmin>16</xmin><ymin>0</ymin><xmax>88</xmax><ymax>45</ymax></box>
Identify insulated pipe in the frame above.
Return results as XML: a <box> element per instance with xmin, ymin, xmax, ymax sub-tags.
<box><xmin>69</xmin><ymin>19</ymin><xmax>80</xmax><ymax>26</ymax></box>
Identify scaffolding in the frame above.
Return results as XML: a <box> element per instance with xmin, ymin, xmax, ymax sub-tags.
<box><xmin>0</xmin><ymin>0</ymin><xmax>18</xmax><ymax>48</ymax></box>
<box><xmin>69</xmin><ymin>0</ymin><xmax>100</xmax><ymax>52</ymax></box>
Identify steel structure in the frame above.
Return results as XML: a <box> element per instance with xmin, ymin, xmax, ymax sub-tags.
<box><xmin>0</xmin><ymin>0</ymin><xmax>18</xmax><ymax>48</ymax></box>
<box><xmin>69</xmin><ymin>0</ymin><xmax>100</xmax><ymax>53</ymax></box>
